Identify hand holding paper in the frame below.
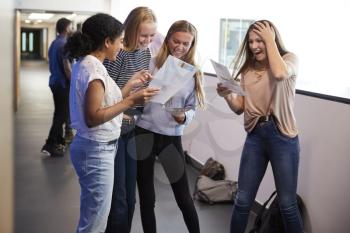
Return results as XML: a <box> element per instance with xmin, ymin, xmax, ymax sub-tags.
<box><xmin>162</xmin><ymin>97</ymin><xmax>194</xmax><ymax>116</ymax></box>
<box><xmin>149</xmin><ymin>55</ymin><xmax>198</xmax><ymax>104</ymax></box>
<box><xmin>210</xmin><ymin>59</ymin><xmax>245</xmax><ymax>96</ymax></box>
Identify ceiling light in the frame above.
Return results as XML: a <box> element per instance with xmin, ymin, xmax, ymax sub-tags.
<box><xmin>28</xmin><ymin>13</ymin><xmax>54</xmax><ymax>20</ymax></box>
<box><xmin>67</xmin><ymin>13</ymin><xmax>77</xmax><ymax>20</ymax></box>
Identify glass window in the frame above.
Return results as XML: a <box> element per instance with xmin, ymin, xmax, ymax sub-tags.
<box><xmin>219</xmin><ymin>19</ymin><xmax>253</xmax><ymax>67</ymax></box>
<box><xmin>21</xmin><ymin>32</ymin><xmax>26</xmax><ymax>52</ymax></box>
<box><xmin>29</xmin><ymin>32</ymin><xmax>34</xmax><ymax>52</ymax></box>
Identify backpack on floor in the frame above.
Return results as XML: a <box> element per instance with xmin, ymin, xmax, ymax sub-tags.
<box><xmin>249</xmin><ymin>191</ymin><xmax>304</xmax><ymax>233</ymax></box>
<box><xmin>200</xmin><ymin>157</ymin><xmax>226</xmax><ymax>181</ymax></box>
<box><xmin>193</xmin><ymin>175</ymin><xmax>237</xmax><ymax>205</ymax></box>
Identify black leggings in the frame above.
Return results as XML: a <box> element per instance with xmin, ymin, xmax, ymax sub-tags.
<box><xmin>135</xmin><ymin>126</ymin><xmax>200</xmax><ymax>233</ymax></box>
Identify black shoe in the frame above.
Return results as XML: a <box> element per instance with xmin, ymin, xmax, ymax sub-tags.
<box><xmin>41</xmin><ymin>143</ymin><xmax>64</xmax><ymax>157</ymax></box>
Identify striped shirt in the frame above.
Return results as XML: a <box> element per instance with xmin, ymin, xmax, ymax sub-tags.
<box><xmin>103</xmin><ymin>48</ymin><xmax>151</xmax><ymax>114</ymax></box>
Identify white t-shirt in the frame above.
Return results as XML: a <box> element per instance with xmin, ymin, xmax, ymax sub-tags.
<box><xmin>70</xmin><ymin>55</ymin><xmax>123</xmax><ymax>142</ymax></box>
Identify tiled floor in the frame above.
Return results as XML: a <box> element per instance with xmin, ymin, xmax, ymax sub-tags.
<box><xmin>15</xmin><ymin>60</ymin><xmax>255</xmax><ymax>233</ymax></box>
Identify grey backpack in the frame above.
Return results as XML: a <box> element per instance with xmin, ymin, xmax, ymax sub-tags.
<box><xmin>193</xmin><ymin>175</ymin><xmax>237</xmax><ymax>205</ymax></box>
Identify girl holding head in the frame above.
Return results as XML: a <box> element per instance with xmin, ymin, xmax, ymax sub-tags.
<box><xmin>217</xmin><ymin>20</ymin><xmax>303</xmax><ymax>233</ymax></box>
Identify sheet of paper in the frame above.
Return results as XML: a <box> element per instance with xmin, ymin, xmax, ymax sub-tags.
<box><xmin>210</xmin><ymin>59</ymin><xmax>245</xmax><ymax>96</ymax></box>
<box><xmin>149</xmin><ymin>55</ymin><xmax>197</xmax><ymax>104</ymax></box>
<box><xmin>162</xmin><ymin>105</ymin><xmax>194</xmax><ymax>115</ymax></box>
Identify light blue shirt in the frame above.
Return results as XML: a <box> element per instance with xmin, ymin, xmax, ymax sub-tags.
<box><xmin>136</xmin><ymin>61</ymin><xmax>196</xmax><ymax>136</ymax></box>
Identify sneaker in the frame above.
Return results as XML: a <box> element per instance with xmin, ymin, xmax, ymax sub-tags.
<box><xmin>56</xmin><ymin>143</ymin><xmax>66</xmax><ymax>152</ymax></box>
<box><xmin>41</xmin><ymin>143</ymin><xmax>64</xmax><ymax>157</ymax></box>
<box><xmin>65</xmin><ymin>131</ymin><xmax>74</xmax><ymax>144</ymax></box>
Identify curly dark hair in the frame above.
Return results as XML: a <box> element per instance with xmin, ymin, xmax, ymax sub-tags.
<box><xmin>65</xmin><ymin>13</ymin><xmax>123</xmax><ymax>59</ymax></box>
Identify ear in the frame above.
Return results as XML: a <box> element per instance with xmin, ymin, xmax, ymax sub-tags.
<box><xmin>104</xmin><ymin>37</ymin><xmax>112</xmax><ymax>49</ymax></box>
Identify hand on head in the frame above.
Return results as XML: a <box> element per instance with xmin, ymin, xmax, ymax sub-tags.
<box><xmin>216</xmin><ymin>83</ymin><xmax>232</xmax><ymax>97</ymax></box>
<box><xmin>253</xmin><ymin>21</ymin><xmax>276</xmax><ymax>43</ymax></box>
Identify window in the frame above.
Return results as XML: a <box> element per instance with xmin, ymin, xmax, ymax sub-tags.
<box><xmin>29</xmin><ymin>32</ymin><xmax>34</xmax><ymax>52</ymax></box>
<box><xmin>21</xmin><ymin>32</ymin><xmax>26</xmax><ymax>52</ymax></box>
<box><xmin>219</xmin><ymin>19</ymin><xmax>253</xmax><ymax>67</ymax></box>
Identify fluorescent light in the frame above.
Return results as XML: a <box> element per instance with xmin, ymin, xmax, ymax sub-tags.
<box><xmin>67</xmin><ymin>13</ymin><xmax>77</xmax><ymax>20</ymax></box>
<box><xmin>28</xmin><ymin>13</ymin><xmax>54</xmax><ymax>20</ymax></box>
<box><xmin>24</xmin><ymin>20</ymin><xmax>31</xmax><ymax>24</ymax></box>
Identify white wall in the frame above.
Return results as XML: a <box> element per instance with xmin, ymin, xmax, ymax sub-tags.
<box><xmin>0</xmin><ymin>0</ymin><xmax>14</xmax><ymax>232</ymax></box>
<box><xmin>111</xmin><ymin>0</ymin><xmax>350</xmax><ymax>99</ymax></box>
<box><xmin>183</xmin><ymin>74</ymin><xmax>350</xmax><ymax>233</ymax></box>
<box><xmin>15</xmin><ymin>0</ymin><xmax>111</xmax><ymax>13</ymax></box>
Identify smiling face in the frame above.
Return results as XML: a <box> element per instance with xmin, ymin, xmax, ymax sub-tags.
<box><xmin>106</xmin><ymin>34</ymin><xmax>124</xmax><ymax>61</ymax></box>
<box><xmin>248</xmin><ymin>30</ymin><xmax>267</xmax><ymax>63</ymax></box>
<box><xmin>137</xmin><ymin>22</ymin><xmax>157</xmax><ymax>50</ymax></box>
<box><xmin>167</xmin><ymin>31</ymin><xmax>193</xmax><ymax>59</ymax></box>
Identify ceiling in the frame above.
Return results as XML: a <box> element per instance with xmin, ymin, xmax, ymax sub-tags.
<box><xmin>21</xmin><ymin>11</ymin><xmax>92</xmax><ymax>25</ymax></box>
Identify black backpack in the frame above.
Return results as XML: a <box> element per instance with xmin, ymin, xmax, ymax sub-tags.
<box><xmin>249</xmin><ymin>191</ymin><xmax>304</xmax><ymax>233</ymax></box>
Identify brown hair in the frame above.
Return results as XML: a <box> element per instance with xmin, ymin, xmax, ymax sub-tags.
<box><xmin>231</xmin><ymin>20</ymin><xmax>289</xmax><ymax>80</ymax></box>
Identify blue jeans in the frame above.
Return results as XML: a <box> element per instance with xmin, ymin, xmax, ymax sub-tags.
<box><xmin>105</xmin><ymin>129</ymin><xmax>137</xmax><ymax>233</ymax></box>
<box><xmin>70</xmin><ymin>135</ymin><xmax>117</xmax><ymax>233</ymax></box>
<box><xmin>230</xmin><ymin>119</ymin><xmax>303</xmax><ymax>233</ymax></box>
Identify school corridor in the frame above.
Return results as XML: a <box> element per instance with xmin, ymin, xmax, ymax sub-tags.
<box><xmin>14</xmin><ymin>60</ymin><xmax>255</xmax><ymax>233</ymax></box>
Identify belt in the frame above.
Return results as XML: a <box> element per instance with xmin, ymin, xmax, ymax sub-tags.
<box><xmin>123</xmin><ymin>114</ymin><xmax>135</xmax><ymax>124</ymax></box>
<box><xmin>257</xmin><ymin>115</ymin><xmax>273</xmax><ymax>123</ymax></box>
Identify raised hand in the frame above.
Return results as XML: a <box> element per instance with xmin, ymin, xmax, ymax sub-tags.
<box><xmin>253</xmin><ymin>21</ymin><xmax>275</xmax><ymax>44</ymax></box>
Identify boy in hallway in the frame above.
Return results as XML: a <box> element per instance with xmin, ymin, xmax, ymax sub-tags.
<box><xmin>41</xmin><ymin>17</ymin><xmax>74</xmax><ymax>156</ymax></box>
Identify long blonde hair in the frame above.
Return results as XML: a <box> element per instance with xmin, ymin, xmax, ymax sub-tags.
<box><xmin>231</xmin><ymin>20</ymin><xmax>289</xmax><ymax>80</ymax></box>
<box><xmin>155</xmin><ymin>20</ymin><xmax>205</xmax><ymax>108</ymax></box>
<box><xmin>123</xmin><ymin>6</ymin><xmax>157</xmax><ymax>51</ymax></box>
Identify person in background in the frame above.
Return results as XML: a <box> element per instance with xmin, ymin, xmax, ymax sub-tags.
<box><xmin>135</xmin><ymin>20</ymin><xmax>205</xmax><ymax>233</ymax></box>
<box><xmin>65</xmin><ymin>13</ymin><xmax>159</xmax><ymax>233</ymax></box>
<box><xmin>41</xmin><ymin>17</ymin><xmax>73</xmax><ymax>156</ymax></box>
<box><xmin>103</xmin><ymin>6</ymin><xmax>157</xmax><ymax>233</ymax></box>
<box><xmin>216</xmin><ymin>20</ymin><xmax>303</xmax><ymax>233</ymax></box>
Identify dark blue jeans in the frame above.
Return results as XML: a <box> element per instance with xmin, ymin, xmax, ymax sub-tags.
<box><xmin>105</xmin><ymin>128</ymin><xmax>137</xmax><ymax>233</ymax></box>
<box><xmin>230</xmin><ymin>119</ymin><xmax>303</xmax><ymax>233</ymax></box>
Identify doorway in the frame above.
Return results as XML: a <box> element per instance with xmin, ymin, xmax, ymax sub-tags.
<box><xmin>21</xmin><ymin>28</ymin><xmax>45</xmax><ymax>60</ymax></box>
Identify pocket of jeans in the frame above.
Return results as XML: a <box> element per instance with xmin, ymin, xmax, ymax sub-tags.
<box><xmin>84</xmin><ymin>151</ymin><xmax>102</xmax><ymax>175</ymax></box>
<box><xmin>271</xmin><ymin>120</ymin><xmax>294</xmax><ymax>141</ymax></box>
